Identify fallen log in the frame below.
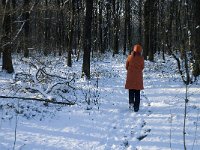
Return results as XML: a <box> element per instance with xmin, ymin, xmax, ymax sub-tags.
<box><xmin>0</xmin><ymin>95</ymin><xmax>75</xmax><ymax>105</ymax></box>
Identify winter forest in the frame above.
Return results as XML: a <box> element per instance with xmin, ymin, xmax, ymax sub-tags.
<box><xmin>0</xmin><ymin>0</ymin><xmax>200</xmax><ymax>150</ymax></box>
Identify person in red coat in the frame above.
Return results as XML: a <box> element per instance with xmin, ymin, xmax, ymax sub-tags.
<box><xmin>125</xmin><ymin>44</ymin><xmax>144</xmax><ymax>112</ymax></box>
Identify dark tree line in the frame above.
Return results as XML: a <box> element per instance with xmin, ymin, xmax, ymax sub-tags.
<box><xmin>192</xmin><ymin>0</ymin><xmax>200</xmax><ymax>77</ymax></box>
<box><xmin>0</xmin><ymin>0</ymin><xmax>200</xmax><ymax>78</ymax></box>
<box><xmin>143</xmin><ymin>0</ymin><xmax>200</xmax><ymax>78</ymax></box>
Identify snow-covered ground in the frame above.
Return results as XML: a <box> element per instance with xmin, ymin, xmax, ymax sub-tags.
<box><xmin>0</xmin><ymin>53</ymin><xmax>199</xmax><ymax>150</ymax></box>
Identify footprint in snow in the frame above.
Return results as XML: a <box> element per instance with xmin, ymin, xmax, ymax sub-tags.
<box><xmin>130</xmin><ymin>119</ymin><xmax>151</xmax><ymax>141</ymax></box>
<box><xmin>136</xmin><ymin>120</ymin><xmax>151</xmax><ymax>141</ymax></box>
<box><xmin>137</xmin><ymin>129</ymin><xmax>151</xmax><ymax>141</ymax></box>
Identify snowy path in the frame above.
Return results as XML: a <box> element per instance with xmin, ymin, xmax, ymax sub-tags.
<box><xmin>0</xmin><ymin>56</ymin><xmax>200</xmax><ymax>150</ymax></box>
<box><xmin>0</xmin><ymin>61</ymin><xmax>152</xmax><ymax>150</ymax></box>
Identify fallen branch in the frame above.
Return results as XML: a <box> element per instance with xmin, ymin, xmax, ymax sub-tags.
<box><xmin>36</xmin><ymin>68</ymin><xmax>74</xmax><ymax>81</ymax></box>
<box><xmin>0</xmin><ymin>95</ymin><xmax>75</xmax><ymax>105</ymax></box>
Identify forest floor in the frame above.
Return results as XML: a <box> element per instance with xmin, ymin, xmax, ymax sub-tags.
<box><xmin>0</xmin><ymin>53</ymin><xmax>199</xmax><ymax>150</ymax></box>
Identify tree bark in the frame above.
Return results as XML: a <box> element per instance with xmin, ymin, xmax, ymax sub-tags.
<box><xmin>138</xmin><ymin>0</ymin><xmax>142</xmax><ymax>44</ymax></box>
<box><xmin>144</xmin><ymin>0</ymin><xmax>150</xmax><ymax>60</ymax></box>
<box><xmin>82</xmin><ymin>0</ymin><xmax>93</xmax><ymax>79</ymax></box>
<box><xmin>44</xmin><ymin>0</ymin><xmax>51</xmax><ymax>56</ymax></box>
<box><xmin>23</xmin><ymin>0</ymin><xmax>30</xmax><ymax>58</ymax></box>
<box><xmin>67</xmin><ymin>0</ymin><xmax>75</xmax><ymax>67</ymax></box>
<box><xmin>123</xmin><ymin>0</ymin><xmax>130</xmax><ymax>55</ymax></box>
<box><xmin>113</xmin><ymin>0</ymin><xmax>120</xmax><ymax>56</ymax></box>
<box><xmin>192</xmin><ymin>0</ymin><xmax>200</xmax><ymax>77</ymax></box>
<box><xmin>99</xmin><ymin>1</ymin><xmax>104</xmax><ymax>53</ymax></box>
<box><xmin>1</xmin><ymin>0</ymin><xmax>14</xmax><ymax>73</ymax></box>
<box><xmin>144</xmin><ymin>0</ymin><xmax>157</xmax><ymax>61</ymax></box>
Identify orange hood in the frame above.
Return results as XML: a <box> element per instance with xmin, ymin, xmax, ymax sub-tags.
<box><xmin>133</xmin><ymin>44</ymin><xmax>142</xmax><ymax>53</ymax></box>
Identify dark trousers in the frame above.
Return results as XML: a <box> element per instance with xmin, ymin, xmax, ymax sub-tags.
<box><xmin>129</xmin><ymin>89</ymin><xmax>140</xmax><ymax>110</ymax></box>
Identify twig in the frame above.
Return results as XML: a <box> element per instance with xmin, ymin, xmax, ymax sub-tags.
<box><xmin>169</xmin><ymin>108</ymin><xmax>172</xmax><ymax>150</ymax></box>
<box><xmin>183</xmin><ymin>84</ymin><xmax>189</xmax><ymax>150</ymax></box>
<box><xmin>13</xmin><ymin>100</ymin><xmax>19</xmax><ymax>150</ymax></box>
<box><xmin>46</xmin><ymin>82</ymin><xmax>74</xmax><ymax>94</ymax></box>
<box><xmin>192</xmin><ymin>109</ymin><xmax>199</xmax><ymax>150</ymax></box>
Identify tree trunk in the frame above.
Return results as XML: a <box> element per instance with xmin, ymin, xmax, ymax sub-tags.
<box><xmin>113</xmin><ymin>0</ymin><xmax>120</xmax><ymax>56</ymax></box>
<box><xmin>149</xmin><ymin>0</ymin><xmax>157</xmax><ymax>61</ymax></box>
<box><xmin>99</xmin><ymin>1</ymin><xmax>104</xmax><ymax>53</ymax></box>
<box><xmin>192</xmin><ymin>0</ymin><xmax>200</xmax><ymax>77</ymax></box>
<box><xmin>2</xmin><ymin>0</ymin><xmax>14</xmax><ymax>73</ymax></box>
<box><xmin>144</xmin><ymin>0</ymin><xmax>157</xmax><ymax>61</ymax></box>
<box><xmin>144</xmin><ymin>0</ymin><xmax>150</xmax><ymax>60</ymax></box>
<box><xmin>67</xmin><ymin>0</ymin><xmax>75</xmax><ymax>67</ymax></box>
<box><xmin>23</xmin><ymin>0</ymin><xmax>30</xmax><ymax>58</ymax></box>
<box><xmin>138</xmin><ymin>0</ymin><xmax>142</xmax><ymax>44</ymax></box>
<box><xmin>82</xmin><ymin>0</ymin><xmax>93</xmax><ymax>79</ymax></box>
<box><xmin>56</xmin><ymin>0</ymin><xmax>62</xmax><ymax>56</ymax></box>
<box><xmin>123</xmin><ymin>0</ymin><xmax>128</xmax><ymax>55</ymax></box>
<box><xmin>44</xmin><ymin>0</ymin><xmax>51</xmax><ymax>56</ymax></box>
<box><xmin>76</xmin><ymin>0</ymin><xmax>83</xmax><ymax>61</ymax></box>
<box><xmin>105</xmin><ymin>1</ymin><xmax>111</xmax><ymax>51</ymax></box>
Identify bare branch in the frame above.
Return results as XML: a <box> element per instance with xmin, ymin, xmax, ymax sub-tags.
<box><xmin>1</xmin><ymin>0</ymin><xmax>39</xmax><ymax>49</ymax></box>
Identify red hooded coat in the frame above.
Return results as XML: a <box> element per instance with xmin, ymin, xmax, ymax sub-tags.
<box><xmin>125</xmin><ymin>44</ymin><xmax>144</xmax><ymax>90</ymax></box>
